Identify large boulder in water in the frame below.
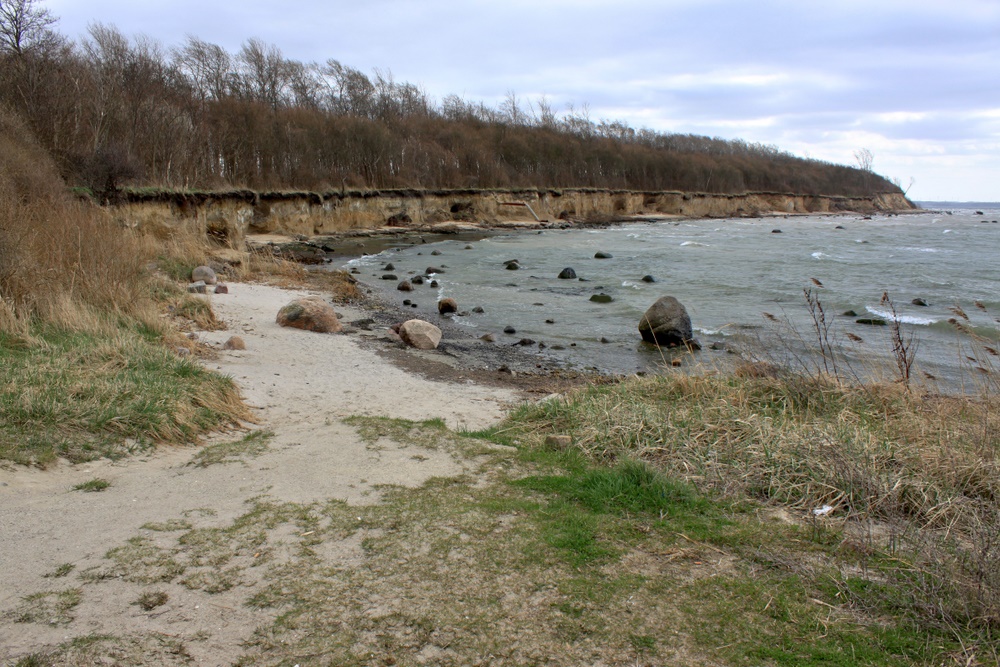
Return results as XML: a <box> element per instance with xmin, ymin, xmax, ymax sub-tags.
<box><xmin>638</xmin><ymin>296</ymin><xmax>693</xmax><ymax>347</ymax></box>
<box><xmin>276</xmin><ymin>296</ymin><xmax>342</xmax><ymax>333</ymax></box>
<box><xmin>399</xmin><ymin>320</ymin><xmax>442</xmax><ymax>350</ymax></box>
<box><xmin>438</xmin><ymin>297</ymin><xmax>458</xmax><ymax>314</ymax></box>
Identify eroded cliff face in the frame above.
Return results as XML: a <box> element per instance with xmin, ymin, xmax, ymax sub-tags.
<box><xmin>112</xmin><ymin>189</ymin><xmax>916</xmax><ymax>246</ymax></box>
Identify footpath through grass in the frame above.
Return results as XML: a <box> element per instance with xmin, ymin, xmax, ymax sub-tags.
<box><xmin>12</xmin><ymin>378</ymin><xmax>997</xmax><ymax>665</ymax></box>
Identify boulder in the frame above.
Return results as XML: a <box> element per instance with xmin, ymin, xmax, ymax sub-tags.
<box><xmin>641</xmin><ymin>275</ymin><xmax>657</xmax><ymax>283</ymax></box>
<box><xmin>503</xmin><ymin>326</ymin><xmax>516</xmax><ymax>334</ymax></box>
<box><xmin>192</xmin><ymin>265</ymin><xmax>217</xmax><ymax>285</ymax></box>
<box><xmin>505</xmin><ymin>261</ymin><xmax>521</xmax><ymax>270</ymax></box>
<box><xmin>426</xmin><ymin>266</ymin><xmax>444</xmax><ymax>274</ymax></box>
<box><xmin>381</xmin><ymin>274</ymin><xmax>398</xmax><ymax>280</ymax></box>
<box><xmin>397</xmin><ymin>280</ymin><xmax>413</xmax><ymax>292</ymax></box>
<box><xmin>398</xmin><ymin>319</ymin><xmax>442</xmax><ymax>350</ymax></box>
<box><xmin>590</xmin><ymin>293</ymin><xmax>613</xmax><ymax>303</ymax></box>
<box><xmin>276</xmin><ymin>296</ymin><xmax>343</xmax><ymax>333</ymax></box>
<box><xmin>412</xmin><ymin>275</ymin><xmax>425</xmax><ymax>284</ymax></box>
<box><xmin>638</xmin><ymin>296</ymin><xmax>693</xmax><ymax>347</ymax></box>
<box><xmin>558</xmin><ymin>267</ymin><xmax>577</xmax><ymax>279</ymax></box>
<box><xmin>438</xmin><ymin>297</ymin><xmax>458</xmax><ymax>314</ymax></box>
<box><xmin>594</xmin><ymin>252</ymin><xmax>613</xmax><ymax>259</ymax></box>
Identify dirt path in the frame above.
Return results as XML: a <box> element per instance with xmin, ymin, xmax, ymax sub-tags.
<box><xmin>0</xmin><ymin>283</ymin><xmax>520</xmax><ymax>664</ymax></box>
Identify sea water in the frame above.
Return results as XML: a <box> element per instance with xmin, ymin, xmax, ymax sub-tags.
<box><xmin>347</xmin><ymin>205</ymin><xmax>1000</xmax><ymax>391</ymax></box>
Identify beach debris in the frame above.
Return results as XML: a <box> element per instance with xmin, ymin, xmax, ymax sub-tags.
<box><xmin>222</xmin><ymin>336</ymin><xmax>246</xmax><ymax>351</ymax></box>
<box><xmin>398</xmin><ymin>319</ymin><xmax>442</xmax><ymax>350</ymax></box>
<box><xmin>558</xmin><ymin>267</ymin><xmax>577</xmax><ymax>279</ymax></box>
<box><xmin>191</xmin><ymin>265</ymin><xmax>217</xmax><ymax>285</ymax></box>
<box><xmin>594</xmin><ymin>251</ymin><xmax>613</xmax><ymax>259</ymax></box>
<box><xmin>638</xmin><ymin>296</ymin><xmax>694</xmax><ymax>347</ymax></box>
<box><xmin>276</xmin><ymin>296</ymin><xmax>342</xmax><ymax>333</ymax></box>
<box><xmin>437</xmin><ymin>298</ymin><xmax>458</xmax><ymax>314</ymax></box>
<box><xmin>812</xmin><ymin>505</ymin><xmax>834</xmax><ymax>517</ymax></box>
<box><xmin>397</xmin><ymin>280</ymin><xmax>413</xmax><ymax>292</ymax></box>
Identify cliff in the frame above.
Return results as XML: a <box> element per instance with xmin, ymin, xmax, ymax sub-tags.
<box><xmin>111</xmin><ymin>188</ymin><xmax>917</xmax><ymax>247</ymax></box>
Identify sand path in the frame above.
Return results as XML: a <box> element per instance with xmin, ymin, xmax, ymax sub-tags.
<box><xmin>0</xmin><ymin>282</ymin><xmax>519</xmax><ymax>663</ymax></box>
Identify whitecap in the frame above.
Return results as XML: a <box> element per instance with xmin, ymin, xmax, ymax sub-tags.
<box><xmin>695</xmin><ymin>327</ymin><xmax>733</xmax><ymax>337</ymax></box>
<box><xmin>865</xmin><ymin>306</ymin><xmax>937</xmax><ymax>326</ymax></box>
<box><xmin>943</xmin><ymin>229</ymin><xmax>953</xmax><ymax>234</ymax></box>
<box><xmin>811</xmin><ymin>252</ymin><xmax>830</xmax><ymax>259</ymax></box>
<box><xmin>621</xmin><ymin>281</ymin><xmax>642</xmax><ymax>289</ymax></box>
<box><xmin>680</xmin><ymin>241</ymin><xmax>709</xmax><ymax>247</ymax></box>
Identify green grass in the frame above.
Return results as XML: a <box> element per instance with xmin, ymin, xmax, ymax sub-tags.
<box><xmin>188</xmin><ymin>430</ymin><xmax>273</xmax><ymax>467</ymax></box>
<box><xmin>0</xmin><ymin>325</ymin><xmax>248</xmax><ymax>466</ymax></box>
<box><xmin>72</xmin><ymin>478</ymin><xmax>110</xmax><ymax>492</ymax></box>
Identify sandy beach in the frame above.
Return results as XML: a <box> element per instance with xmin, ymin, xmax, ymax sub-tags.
<box><xmin>0</xmin><ymin>281</ymin><xmax>526</xmax><ymax>663</ymax></box>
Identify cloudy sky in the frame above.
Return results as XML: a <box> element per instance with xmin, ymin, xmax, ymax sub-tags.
<box><xmin>46</xmin><ymin>0</ymin><xmax>1000</xmax><ymax>202</ymax></box>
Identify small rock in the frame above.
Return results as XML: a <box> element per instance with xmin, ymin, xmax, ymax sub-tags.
<box><xmin>412</xmin><ymin>275</ymin><xmax>425</xmax><ymax>284</ymax></box>
<box><xmin>438</xmin><ymin>298</ymin><xmax>458</xmax><ymax>314</ymax></box>
<box><xmin>403</xmin><ymin>299</ymin><xmax>412</xmax><ymax>305</ymax></box>
<box><xmin>431</xmin><ymin>250</ymin><xmax>442</xmax><ymax>256</ymax></box>
<box><xmin>641</xmin><ymin>275</ymin><xmax>657</xmax><ymax>283</ymax></box>
<box><xmin>430</xmin><ymin>280</ymin><xmax>439</xmax><ymax>288</ymax></box>
<box><xmin>590</xmin><ymin>294</ymin><xmax>613</xmax><ymax>303</ymax></box>
<box><xmin>600</xmin><ymin>337</ymin><xmax>610</xmax><ymax>344</ymax></box>
<box><xmin>545</xmin><ymin>319</ymin><xmax>555</xmax><ymax>324</ymax></box>
<box><xmin>223</xmin><ymin>336</ymin><xmax>246</xmax><ymax>351</ymax></box>
<box><xmin>480</xmin><ymin>333</ymin><xmax>496</xmax><ymax>342</ymax></box>
<box><xmin>503</xmin><ymin>326</ymin><xmax>516</xmax><ymax>334</ymax></box>
<box><xmin>472</xmin><ymin>306</ymin><xmax>485</xmax><ymax>313</ymax></box>
<box><xmin>464</xmin><ymin>245</ymin><xmax>474</xmax><ymax>249</ymax></box>
<box><xmin>384</xmin><ymin>263</ymin><xmax>395</xmax><ymax>271</ymax></box>
<box><xmin>191</xmin><ymin>265</ymin><xmax>217</xmax><ymax>285</ymax></box>
<box><xmin>187</xmin><ymin>281</ymin><xmax>207</xmax><ymax>294</ymax></box>
<box><xmin>835</xmin><ymin>225</ymin><xmax>845</xmax><ymax>230</ymax></box>
<box><xmin>351</xmin><ymin>267</ymin><xmax>360</xmax><ymax>274</ymax></box>
<box><xmin>856</xmin><ymin>318</ymin><xmax>887</xmax><ymax>326</ymax></box>
<box><xmin>671</xmin><ymin>358</ymin><xmax>682</xmax><ymax>367</ymax></box>
<box><xmin>545</xmin><ymin>435</ymin><xmax>572</xmax><ymax>448</ymax></box>
<box><xmin>397</xmin><ymin>280</ymin><xmax>413</xmax><ymax>292</ymax></box>
<box><xmin>911</xmin><ymin>298</ymin><xmax>928</xmax><ymax>307</ymax></box>
<box><xmin>410</xmin><ymin>303</ymin><xmax>418</xmax><ymax>308</ymax></box>
<box><xmin>594</xmin><ymin>251</ymin><xmax>613</xmax><ymax>259</ymax></box>
<box><xmin>381</xmin><ymin>274</ymin><xmax>398</xmax><ymax>280</ymax></box>
<box><xmin>214</xmin><ymin>284</ymin><xmax>229</xmax><ymax>294</ymax></box>
<box><xmin>516</xmin><ymin>338</ymin><xmax>536</xmax><ymax>346</ymax></box>
<box><xmin>842</xmin><ymin>310</ymin><xmax>858</xmax><ymax>317</ymax></box>
<box><xmin>426</xmin><ymin>266</ymin><xmax>444</xmax><ymax>274</ymax></box>
<box><xmin>505</xmin><ymin>261</ymin><xmax>521</xmax><ymax>270</ymax></box>
<box><xmin>176</xmin><ymin>346</ymin><xmax>190</xmax><ymax>356</ymax></box>
<box><xmin>771</xmin><ymin>229</ymin><xmax>782</xmax><ymax>234</ymax></box>
<box><xmin>558</xmin><ymin>267</ymin><xmax>577</xmax><ymax>279</ymax></box>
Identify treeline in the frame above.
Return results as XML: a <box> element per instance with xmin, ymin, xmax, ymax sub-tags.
<box><xmin>0</xmin><ymin>1</ymin><xmax>899</xmax><ymax>197</ymax></box>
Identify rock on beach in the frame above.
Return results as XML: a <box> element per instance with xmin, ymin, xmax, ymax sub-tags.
<box><xmin>398</xmin><ymin>320</ymin><xmax>442</xmax><ymax>350</ymax></box>
<box><xmin>276</xmin><ymin>296</ymin><xmax>343</xmax><ymax>333</ymax></box>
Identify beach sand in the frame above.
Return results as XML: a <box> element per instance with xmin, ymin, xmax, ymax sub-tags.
<box><xmin>0</xmin><ymin>281</ymin><xmax>527</xmax><ymax>663</ymax></box>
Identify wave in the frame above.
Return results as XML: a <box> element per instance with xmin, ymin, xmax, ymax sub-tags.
<box><xmin>811</xmin><ymin>252</ymin><xmax>831</xmax><ymax>260</ymax></box>
<box><xmin>865</xmin><ymin>306</ymin><xmax>938</xmax><ymax>326</ymax></box>
<box><xmin>680</xmin><ymin>241</ymin><xmax>710</xmax><ymax>247</ymax></box>
<box><xmin>621</xmin><ymin>281</ymin><xmax>643</xmax><ymax>289</ymax></box>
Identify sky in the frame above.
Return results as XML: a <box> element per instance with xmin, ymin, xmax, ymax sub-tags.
<box><xmin>45</xmin><ymin>0</ymin><xmax>1000</xmax><ymax>202</ymax></box>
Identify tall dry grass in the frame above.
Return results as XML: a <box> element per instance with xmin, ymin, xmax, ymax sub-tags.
<box><xmin>0</xmin><ymin>107</ymin><xmax>154</xmax><ymax>336</ymax></box>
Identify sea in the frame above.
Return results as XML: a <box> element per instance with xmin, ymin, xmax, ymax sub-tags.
<box><xmin>345</xmin><ymin>203</ymin><xmax>1000</xmax><ymax>392</ymax></box>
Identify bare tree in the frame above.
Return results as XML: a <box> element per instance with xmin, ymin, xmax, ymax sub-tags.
<box><xmin>0</xmin><ymin>0</ymin><xmax>56</xmax><ymax>56</ymax></box>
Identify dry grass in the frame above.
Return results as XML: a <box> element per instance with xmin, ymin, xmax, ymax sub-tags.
<box><xmin>496</xmin><ymin>372</ymin><xmax>1000</xmax><ymax>652</ymax></box>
